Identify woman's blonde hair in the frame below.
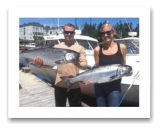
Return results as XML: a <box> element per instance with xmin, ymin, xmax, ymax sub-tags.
<box><xmin>100</xmin><ymin>22</ymin><xmax>118</xmax><ymax>37</ymax></box>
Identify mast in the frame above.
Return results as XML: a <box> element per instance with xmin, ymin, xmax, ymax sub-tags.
<box><xmin>58</xmin><ymin>18</ymin><xmax>59</xmax><ymax>31</ymax></box>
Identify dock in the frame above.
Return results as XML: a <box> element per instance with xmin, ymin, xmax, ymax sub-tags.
<box><xmin>19</xmin><ymin>69</ymin><xmax>89</xmax><ymax>107</ymax></box>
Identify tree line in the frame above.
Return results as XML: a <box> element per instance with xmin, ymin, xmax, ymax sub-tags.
<box><xmin>80</xmin><ymin>20</ymin><xmax>139</xmax><ymax>39</ymax></box>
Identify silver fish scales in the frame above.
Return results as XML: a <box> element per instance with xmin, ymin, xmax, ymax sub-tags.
<box><xmin>61</xmin><ymin>64</ymin><xmax>132</xmax><ymax>92</ymax></box>
<box><xmin>19</xmin><ymin>47</ymin><xmax>80</xmax><ymax>66</ymax></box>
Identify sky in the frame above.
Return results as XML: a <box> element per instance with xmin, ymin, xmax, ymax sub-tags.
<box><xmin>8</xmin><ymin>5</ymin><xmax>151</xmax><ymax>118</ymax></box>
<box><xmin>19</xmin><ymin>18</ymin><xmax>139</xmax><ymax>29</ymax></box>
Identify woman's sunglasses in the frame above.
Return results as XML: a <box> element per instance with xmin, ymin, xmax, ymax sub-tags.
<box><xmin>64</xmin><ymin>31</ymin><xmax>75</xmax><ymax>34</ymax></box>
<box><xmin>100</xmin><ymin>31</ymin><xmax>112</xmax><ymax>36</ymax></box>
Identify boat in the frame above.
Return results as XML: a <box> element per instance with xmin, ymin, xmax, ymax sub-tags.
<box><xmin>26</xmin><ymin>43</ymin><xmax>36</xmax><ymax>47</ymax></box>
<box><xmin>22</xmin><ymin>43</ymin><xmax>36</xmax><ymax>49</ymax></box>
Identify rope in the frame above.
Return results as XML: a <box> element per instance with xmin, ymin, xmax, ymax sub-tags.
<box><xmin>53</xmin><ymin>18</ymin><xmax>58</xmax><ymax>32</ymax></box>
<box><xmin>131</xmin><ymin>41</ymin><xmax>139</xmax><ymax>49</ymax></box>
<box><xmin>47</xmin><ymin>18</ymin><xmax>51</xmax><ymax>29</ymax></box>
<box><xmin>118</xmin><ymin>71</ymin><xmax>140</xmax><ymax>106</ymax></box>
<box><xmin>124</xmin><ymin>18</ymin><xmax>132</xmax><ymax>32</ymax></box>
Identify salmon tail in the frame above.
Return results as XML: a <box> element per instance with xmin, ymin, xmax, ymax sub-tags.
<box><xmin>60</xmin><ymin>77</ymin><xmax>74</xmax><ymax>92</ymax></box>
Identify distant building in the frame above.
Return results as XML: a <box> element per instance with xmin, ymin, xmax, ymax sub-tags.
<box><xmin>19</xmin><ymin>22</ymin><xmax>44</xmax><ymax>41</ymax></box>
<box><xmin>19</xmin><ymin>22</ymin><xmax>64</xmax><ymax>41</ymax></box>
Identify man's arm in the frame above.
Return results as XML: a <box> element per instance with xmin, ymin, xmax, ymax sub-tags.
<box><xmin>33</xmin><ymin>57</ymin><xmax>54</xmax><ymax>69</ymax></box>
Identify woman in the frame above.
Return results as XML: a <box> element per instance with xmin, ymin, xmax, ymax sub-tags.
<box><xmin>86</xmin><ymin>22</ymin><xmax>132</xmax><ymax>107</ymax></box>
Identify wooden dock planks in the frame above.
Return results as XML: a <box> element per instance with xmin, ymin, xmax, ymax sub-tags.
<box><xmin>19</xmin><ymin>71</ymin><xmax>87</xmax><ymax>107</ymax></box>
<box><xmin>19</xmin><ymin>71</ymin><xmax>70</xmax><ymax>107</ymax></box>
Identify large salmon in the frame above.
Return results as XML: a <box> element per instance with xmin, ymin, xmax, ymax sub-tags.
<box><xmin>61</xmin><ymin>64</ymin><xmax>132</xmax><ymax>92</ymax></box>
<box><xmin>19</xmin><ymin>47</ymin><xmax>80</xmax><ymax>66</ymax></box>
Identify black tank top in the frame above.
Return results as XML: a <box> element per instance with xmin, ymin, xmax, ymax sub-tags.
<box><xmin>99</xmin><ymin>42</ymin><xmax>123</xmax><ymax>84</ymax></box>
<box><xmin>99</xmin><ymin>42</ymin><xmax>123</xmax><ymax>65</ymax></box>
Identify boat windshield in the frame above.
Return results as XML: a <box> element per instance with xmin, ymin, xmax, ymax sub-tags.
<box><xmin>88</xmin><ymin>41</ymin><xmax>98</xmax><ymax>49</ymax></box>
<box><xmin>127</xmin><ymin>46</ymin><xmax>139</xmax><ymax>54</ymax></box>
<box><xmin>116</xmin><ymin>40</ymin><xmax>139</xmax><ymax>54</ymax></box>
<box><xmin>59</xmin><ymin>39</ymin><xmax>65</xmax><ymax>43</ymax></box>
<box><xmin>76</xmin><ymin>39</ymin><xmax>92</xmax><ymax>50</ymax></box>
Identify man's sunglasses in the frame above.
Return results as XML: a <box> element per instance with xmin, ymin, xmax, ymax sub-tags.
<box><xmin>64</xmin><ymin>31</ymin><xmax>75</xmax><ymax>34</ymax></box>
<box><xmin>100</xmin><ymin>31</ymin><xmax>112</xmax><ymax>36</ymax></box>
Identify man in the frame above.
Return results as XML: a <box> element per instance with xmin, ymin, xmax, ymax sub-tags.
<box><xmin>34</xmin><ymin>23</ymin><xmax>87</xmax><ymax>107</ymax></box>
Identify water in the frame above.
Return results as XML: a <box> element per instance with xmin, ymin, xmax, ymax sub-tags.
<box><xmin>19</xmin><ymin>59</ymin><xmax>28</xmax><ymax>70</ymax></box>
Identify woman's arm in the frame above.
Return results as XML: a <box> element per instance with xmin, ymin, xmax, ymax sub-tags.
<box><xmin>94</xmin><ymin>46</ymin><xmax>100</xmax><ymax>66</ymax></box>
<box><xmin>120</xmin><ymin>43</ymin><xmax>127</xmax><ymax>65</ymax></box>
<box><xmin>120</xmin><ymin>43</ymin><xmax>133</xmax><ymax>76</ymax></box>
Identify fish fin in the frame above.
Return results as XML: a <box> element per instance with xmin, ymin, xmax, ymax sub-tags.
<box><xmin>60</xmin><ymin>76</ymin><xmax>74</xmax><ymax>92</ymax></box>
<box><xmin>110</xmin><ymin>75</ymin><xmax>118</xmax><ymax>79</ymax></box>
<box><xmin>55</xmin><ymin>60</ymin><xmax>64</xmax><ymax>64</ymax></box>
<box><xmin>76</xmin><ymin>73</ymin><xmax>83</xmax><ymax>76</ymax></box>
<box><xmin>29</xmin><ymin>62</ymin><xmax>44</xmax><ymax>68</ymax></box>
<box><xmin>92</xmin><ymin>66</ymin><xmax>99</xmax><ymax>69</ymax></box>
<box><xmin>29</xmin><ymin>62</ymin><xmax>38</xmax><ymax>67</ymax></box>
<box><xmin>87</xmin><ymin>65</ymin><xmax>92</xmax><ymax>70</ymax></box>
<box><xmin>98</xmin><ymin>81</ymin><xmax>108</xmax><ymax>84</ymax></box>
<box><xmin>79</xmin><ymin>81</ymin><xmax>85</xmax><ymax>84</ymax></box>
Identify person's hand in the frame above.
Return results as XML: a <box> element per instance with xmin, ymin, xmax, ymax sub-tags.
<box><xmin>72</xmin><ymin>57</ymin><xmax>81</xmax><ymax>66</ymax></box>
<box><xmin>85</xmin><ymin>80</ymin><xmax>92</xmax><ymax>85</ymax></box>
<box><xmin>33</xmin><ymin>56</ymin><xmax>44</xmax><ymax>67</ymax></box>
<box><xmin>126</xmin><ymin>70</ymin><xmax>133</xmax><ymax>76</ymax></box>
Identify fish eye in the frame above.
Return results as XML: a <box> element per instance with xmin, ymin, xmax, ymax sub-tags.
<box><xmin>118</xmin><ymin>66</ymin><xmax>126</xmax><ymax>75</ymax></box>
<box><xmin>65</xmin><ymin>52</ymin><xmax>75</xmax><ymax>61</ymax></box>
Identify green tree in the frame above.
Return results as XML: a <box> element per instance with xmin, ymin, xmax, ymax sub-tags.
<box><xmin>90</xmin><ymin>30</ymin><xmax>100</xmax><ymax>38</ymax></box>
<box><xmin>75</xmin><ymin>18</ymin><xmax>79</xmax><ymax>29</ymax></box>
<box><xmin>82</xmin><ymin>22</ymin><xmax>91</xmax><ymax>36</ymax></box>
<box><xmin>97</xmin><ymin>22</ymin><xmax>103</xmax><ymax>30</ymax></box>
<box><xmin>133</xmin><ymin>23</ymin><xmax>139</xmax><ymax>37</ymax></box>
<box><xmin>81</xmin><ymin>20</ymin><xmax>139</xmax><ymax>39</ymax></box>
